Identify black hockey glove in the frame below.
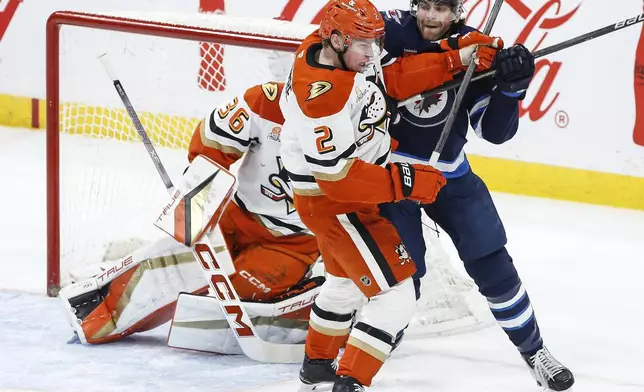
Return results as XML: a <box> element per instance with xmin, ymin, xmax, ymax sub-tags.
<box><xmin>494</xmin><ymin>44</ymin><xmax>535</xmax><ymax>99</ymax></box>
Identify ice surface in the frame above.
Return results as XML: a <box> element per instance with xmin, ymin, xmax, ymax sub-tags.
<box><xmin>1</xmin><ymin>127</ymin><xmax>643</xmax><ymax>391</ymax></box>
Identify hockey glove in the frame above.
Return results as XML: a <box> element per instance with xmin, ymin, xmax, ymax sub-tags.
<box><xmin>494</xmin><ymin>44</ymin><xmax>535</xmax><ymax>98</ymax></box>
<box><xmin>438</xmin><ymin>31</ymin><xmax>504</xmax><ymax>52</ymax></box>
<box><xmin>439</xmin><ymin>32</ymin><xmax>504</xmax><ymax>72</ymax></box>
<box><xmin>388</xmin><ymin>162</ymin><xmax>446</xmax><ymax>204</ymax></box>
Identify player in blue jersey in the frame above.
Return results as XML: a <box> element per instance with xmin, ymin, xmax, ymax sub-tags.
<box><xmin>378</xmin><ymin>1</ymin><xmax>574</xmax><ymax>390</ymax></box>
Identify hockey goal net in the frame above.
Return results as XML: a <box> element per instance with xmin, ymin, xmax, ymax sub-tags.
<box><xmin>46</xmin><ymin>11</ymin><xmax>492</xmax><ymax>335</ymax></box>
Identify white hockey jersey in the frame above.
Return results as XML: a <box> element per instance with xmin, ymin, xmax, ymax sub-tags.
<box><xmin>189</xmin><ymin>82</ymin><xmax>309</xmax><ymax>236</ymax></box>
<box><xmin>279</xmin><ymin>31</ymin><xmax>459</xmax><ymax>211</ymax></box>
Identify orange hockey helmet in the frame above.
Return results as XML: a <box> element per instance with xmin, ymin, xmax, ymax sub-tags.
<box><xmin>319</xmin><ymin>0</ymin><xmax>385</xmax><ymax>51</ymax></box>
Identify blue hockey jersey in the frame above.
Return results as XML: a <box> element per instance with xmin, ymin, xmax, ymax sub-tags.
<box><xmin>381</xmin><ymin>9</ymin><xmax>520</xmax><ymax>178</ymax></box>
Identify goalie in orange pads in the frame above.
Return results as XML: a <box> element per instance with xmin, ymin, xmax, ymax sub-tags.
<box><xmin>188</xmin><ymin>82</ymin><xmax>321</xmax><ymax>302</ymax></box>
<box><xmin>58</xmin><ymin>82</ymin><xmax>322</xmax><ymax>347</ymax></box>
<box><xmin>278</xmin><ymin>0</ymin><xmax>501</xmax><ymax>390</ymax></box>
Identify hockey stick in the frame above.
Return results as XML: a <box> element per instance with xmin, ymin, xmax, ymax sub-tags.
<box><xmin>399</xmin><ymin>13</ymin><xmax>644</xmax><ymax>108</ymax></box>
<box><xmin>99</xmin><ymin>54</ymin><xmax>304</xmax><ymax>364</ymax></box>
<box><xmin>98</xmin><ymin>54</ymin><xmax>175</xmax><ymax>192</ymax></box>
<box><xmin>426</xmin><ymin>0</ymin><xmax>505</xmax><ymax>166</ymax></box>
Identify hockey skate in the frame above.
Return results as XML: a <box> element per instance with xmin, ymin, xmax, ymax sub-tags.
<box><xmin>332</xmin><ymin>375</ymin><xmax>365</xmax><ymax>392</ymax></box>
<box><xmin>299</xmin><ymin>354</ymin><xmax>338</xmax><ymax>391</ymax></box>
<box><xmin>522</xmin><ymin>346</ymin><xmax>575</xmax><ymax>391</ymax></box>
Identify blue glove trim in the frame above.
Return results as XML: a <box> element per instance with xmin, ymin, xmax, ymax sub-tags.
<box><xmin>501</xmin><ymin>90</ymin><xmax>526</xmax><ymax>98</ymax></box>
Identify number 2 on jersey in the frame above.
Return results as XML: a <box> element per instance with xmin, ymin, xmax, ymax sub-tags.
<box><xmin>314</xmin><ymin>126</ymin><xmax>335</xmax><ymax>154</ymax></box>
<box><xmin>217</xmin><ymin>97</ymin><xmax>249</xmax><ymax>134</ymax></box>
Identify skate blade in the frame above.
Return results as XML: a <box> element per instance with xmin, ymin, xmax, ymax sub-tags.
<box><xmin>66</xmin><ymin>332</ymin><xmax>81</xmax><ymax>344</ymax></box>
<box><xmin>298</xmin><ymin>382</ymin><xmax>333</xmax><ymax>392</ymax></box>
<box><xmin>542</xmin><ymin>386</ymin><xmax>574</xmax><ymax>392</ymax></box>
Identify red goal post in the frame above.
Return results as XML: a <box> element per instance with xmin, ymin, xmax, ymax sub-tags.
<box><xmin>45</xmin><ymin>10</ymin><xmax>491</xmax><ymax>337</ymax></box>
<box><xmin>46</xmin><ymin>11</ymin><xmax>306</xmax><ymax>297</ymax></box>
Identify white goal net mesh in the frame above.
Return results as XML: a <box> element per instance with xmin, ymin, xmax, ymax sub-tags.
<box><xmin>53</xmin><ymin>11</ymin><xmax>492</xmax><ymax>335</ymax></box>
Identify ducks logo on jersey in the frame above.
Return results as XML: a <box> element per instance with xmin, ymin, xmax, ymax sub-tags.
<box><xmin>260</xmin><ymin>157</ymin><xmax>296</xmax><ymax>215</ymax></box>
<box><xmin>357</xmin><ymin>80</ymin><xmax>390</xmax><ymax>147</ymax></box>
<box><xmin>307</xmin><ymin>81</ymin><xmax>333</xmax><ymax>101</ymax></box>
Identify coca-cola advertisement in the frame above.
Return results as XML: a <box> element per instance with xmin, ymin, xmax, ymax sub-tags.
<box><xmin>0</xmin><ymin>0</ymin><xmax>642</xmax><ymax>179</ymax></box>
<box><xmin>634</xmin><ymin>2</ymin><xmax>644</xmax><ymax>146</ymax></box>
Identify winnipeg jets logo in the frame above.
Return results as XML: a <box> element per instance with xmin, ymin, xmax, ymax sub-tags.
<box><xmin>414</xmin><ymin>93</ymin><xmax>447</xmax><ymax>115</ymax></box>
<box><xmin>260</xmin><ymin>157</ymin><xmax>295</xmax><ymax>215</ymax></box>
<box><xmin>357</xmin><ymin>80</ymin><xmax>390</xmax><ymax>147</ymax></box>
<box><xmin>401</xmin><ymin>89</ymin><xmax>454</xmax><ymax>128</ymax></box>
<box><xmin>307</xmin><ymin>81</ymin><xmax>332</xmax><ymax>101</ymax></box>
<box><xmin>395</xmin><ymin>243</ymin><xmax>412</xmax><ymax>265</ymax></box>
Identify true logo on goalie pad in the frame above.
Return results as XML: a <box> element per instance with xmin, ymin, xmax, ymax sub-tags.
<box><xmin>96</xmin><ymin>255</ymin><xmax>133</xmax><ymax>284</ymax></box>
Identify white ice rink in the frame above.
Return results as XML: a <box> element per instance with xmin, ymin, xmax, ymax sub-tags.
<box><xmin>1</xmin><ymin>126</ymin><xmax>644</xmax><ymax>391</ymax></box>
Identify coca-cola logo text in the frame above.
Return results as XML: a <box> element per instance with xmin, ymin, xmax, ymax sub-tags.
<box><xmin>199</xmin><ymin>0</ymin><xmax>582</xmax><ymax>124</ymax></box>
<box><xmin>464</xmin><ymin>0</ymin><xmax>582</xmax><ymax>122</ymax></box>
<box><xmin>0</xmin><ymin>0</ymin><xmax>22</xmax><ymax>43</ymax></box>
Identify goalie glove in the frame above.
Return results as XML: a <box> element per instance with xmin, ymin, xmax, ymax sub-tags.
<box><xmin>154</xmin><ymin>155</ymin><xmax>236</xmax><ymax>247</ymax></box>
<box><xmin>388</xmin><ymin>162</ymin><xmax>446</xmax><ymax>204</ymax></box>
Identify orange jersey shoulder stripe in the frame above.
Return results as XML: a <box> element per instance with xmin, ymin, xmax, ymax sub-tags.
<box><xmin>243</xmin><ymin>82</ymin><xmax>285</xmax><ymax>125</ymax></box>
<box><xmin>291</xmin><ymin>31</ymin><xmax>355</xmax><ymax>119</ymax></box>
<box><xmin>187</xmin><ymin>120</ymin><xmax>242</xmax><ymax>169</ymax></box>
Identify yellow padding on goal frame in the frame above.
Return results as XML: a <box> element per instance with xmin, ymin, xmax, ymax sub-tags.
<box><xmin>59</xmin><ymin>102</ymin><xmax>198</xmax><ymax>149</ymax></box>
<box><xmin>1</xmin><ymin>92</ymin><xmax>643</xmax><ymax>211</ymax></box>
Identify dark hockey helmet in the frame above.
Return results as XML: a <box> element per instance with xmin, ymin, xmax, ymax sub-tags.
<box><xmin>410</xmin><ymin>0</ymin><xmax>464</xmax><ymax>21</ymax></box>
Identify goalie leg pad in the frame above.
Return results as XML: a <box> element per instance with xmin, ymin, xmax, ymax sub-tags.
<box><xmin>168</xmin><ymin>277</ymin><xmax>323</xmax><ymax>355</ymax></box>
<box><xmin>59</xmin><ymin>236</ymin><xmax>208</xmax><ymax>344</ymax></box>
<box><xmin>218</xmin><ymin>201</ymin><xmax>320</xmax><ymax>301</ymax></box>
<box><xmin>228</xmin><ymin>244</ymin><xmax>312</xmax><ymax>301</ymax></box>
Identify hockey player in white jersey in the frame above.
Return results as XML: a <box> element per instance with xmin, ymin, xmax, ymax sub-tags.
<box><xmin>58</xmin><ymin>82</ymin><xmax>322</xmax><ymax>349</ymax></box>
<box><xmin>278</xmin><ymin>0</ymin><xmax>501</xmax><ymax>390</ymax></box>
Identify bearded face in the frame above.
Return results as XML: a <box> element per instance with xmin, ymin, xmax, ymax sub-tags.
<box><xmin>414</xmin><ymin>1</ymin><xmax>460</xmax><ymax>41</ymax></box>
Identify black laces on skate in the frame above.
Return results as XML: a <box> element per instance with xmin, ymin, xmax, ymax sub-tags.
<box><xmin>534</xmin><ymin>349</ymin><xmax>566</xmax><ymax>379</ymax></box>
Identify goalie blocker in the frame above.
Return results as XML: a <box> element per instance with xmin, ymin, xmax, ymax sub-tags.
<box><xmin>58</xmin><ymin>155</ymin><xmax>322</xmax><ymax>353</ymax></box>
